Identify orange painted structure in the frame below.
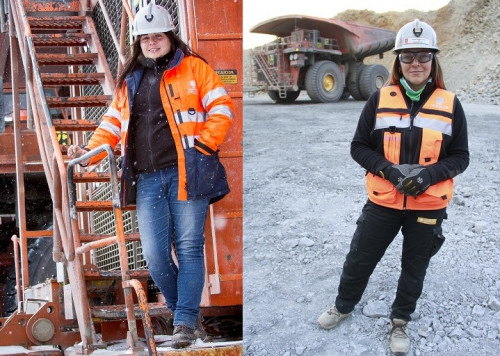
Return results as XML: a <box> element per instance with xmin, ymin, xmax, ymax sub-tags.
<box><xmin>0</xmin><ymin>0</ymin><xmax>242</xmax><ymax>354</ymax></box>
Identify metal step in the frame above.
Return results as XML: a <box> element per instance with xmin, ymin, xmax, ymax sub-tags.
<box><xmin>46</xmin><ymin>95</ymin><xmax>111</xmax><ymax>108</ymax></box>
<box><xmin>27</xmin><ymin>16</ymin><xmax>85</xmax><ymax>30</ymax></box>
<box><xmin>91</xmin><ymin>303</ymin><xmax>170</xmax><ymax>320</ymax></box>
<box><xmin>80</xmin><ymin>232</ymin><xmax>140</xmax><ymax>243</ymax></box>
<box><xmin>41</xmin><ymin>73</ymin><xmax>104</xmax><ymax>86</ymax></box>
<box><xmin>72</xmin><ymin>172</ymin><xmax>113</xmax><ymax>183</ymax></box>
<box><xmin>76</xmin><ymin>201</ymin><xmax>136</xmax><ymax>212</ymax></box>
<box><xmin>84</xmin><ymin>268</ymin><xmax>149</xmax><ymax>279</ymax></box>
<box><xmin>32</xmin><ymin>33</ymin><xmax>89</xmax><ymax>47</ymax></box>
<box><xmin>37</xmin><ymin>53</ymin><xmax>97</xmax><ymax>66</ymax></box>
<box><xmin>52</xmin><ymin>119</ymin><xmax>98</xmax><ymax>131</ymax></box>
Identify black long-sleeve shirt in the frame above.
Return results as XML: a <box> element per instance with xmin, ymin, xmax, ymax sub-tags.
<box><xmin>351</xmin><ymin>83</ymin><xmax>469</xmax><ymax>186</ymax></box>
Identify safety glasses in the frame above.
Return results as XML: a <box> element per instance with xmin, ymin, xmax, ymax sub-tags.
<box><xmin>399</xmin><ymin>52</ymin><xmax>434</xmax><ymax>64</ymax></box>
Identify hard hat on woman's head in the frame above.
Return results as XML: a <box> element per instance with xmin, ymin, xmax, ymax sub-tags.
<box><xmin>132</xmin><ymin>2</ymin><xmax>175</xmax><ymax>36</ymax></box>
<box><xmin>393</xmin><ymin>19</ymin><xmax>440</xmax><ymax>54</ymax></box>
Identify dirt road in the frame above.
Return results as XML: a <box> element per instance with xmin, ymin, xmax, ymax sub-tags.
<box><xmin>243</xmin><ymin>93</ymin><xmax>500</xmax><ymax>355</ymax></box>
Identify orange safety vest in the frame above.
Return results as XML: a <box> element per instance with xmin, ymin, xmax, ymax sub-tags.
<box><xmin>366</xmin><ymin>85</ymin><xmax>455</xmax><ymax>210</ymax></box>
<box><xmin>86</xmin><ymin>52</ymin><xmax>234</xmax><ymax>203</ymax></box>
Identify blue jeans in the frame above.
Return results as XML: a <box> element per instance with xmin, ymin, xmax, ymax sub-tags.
<box><xmin>136</xmin><ymin>166</ymin><xmax>209</xmax><ymax>329</ymax></box>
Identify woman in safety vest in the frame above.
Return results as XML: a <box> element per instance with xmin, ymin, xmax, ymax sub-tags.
<box><xmin>68</xmin><ymin>3</ymin><xmax>234</xmax><ymax>348</ymax></box>
<box><xmin>317</xmin><ymin>19</ymin><xmax>469</xmax><ymax>355</ymax></box>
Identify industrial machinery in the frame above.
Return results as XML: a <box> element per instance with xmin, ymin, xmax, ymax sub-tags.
<box><xmin>0</xmin><ymin>0</ymin><xmax>242</xmax><ymax>354</ymax></box>
<box><xmin>249</xmin><ymin>15</ymin><xmax>396</xmax><ymax>103</ymax></box>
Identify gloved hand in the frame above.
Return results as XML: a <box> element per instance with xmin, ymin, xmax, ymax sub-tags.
<box><xmin>396</xmin><ymin>167</ymin><xmax>431</xmax><ymax>197</ymax></box>
<box><xmin>380</xmin><ymin>164</ymin><xmax>423</xmax><ymax>191</ymax></box>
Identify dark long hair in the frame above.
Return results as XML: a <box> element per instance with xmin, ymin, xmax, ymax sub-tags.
<box><xmin>115</xmin><ymin>31</ymin><xmax>206</xmax><ymax>90</ymax></box>
<box><xmin>388</xmin><ymin>53</ymin><xmax>447</xmax><ymax>90</ymax></box>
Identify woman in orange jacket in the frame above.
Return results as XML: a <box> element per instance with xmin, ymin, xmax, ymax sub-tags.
<box><xmin>317</xmin><ymin>19</ymin><xmax>469</xmax><ymax>355</ymax></box>
<box><xmin>68</xmin><ymin>3</ymin><xmax>233</xmax><ymax>348</ymax></box>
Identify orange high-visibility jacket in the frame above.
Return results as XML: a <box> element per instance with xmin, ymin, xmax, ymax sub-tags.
<box><xmin>366</xmin><ymin>85</ymin><xmax>455</xmax><ymax>210</ymax></box>
<box><xmin>86</xmin><ymin>49</ymin><xmax>234</xmax><ymax>204</ymax></box>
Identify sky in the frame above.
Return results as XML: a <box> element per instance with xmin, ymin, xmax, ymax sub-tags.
<box><xmin>243</xmin><ymin>0</ymin><xmax>451</xmax><ymax>49</ymax></box>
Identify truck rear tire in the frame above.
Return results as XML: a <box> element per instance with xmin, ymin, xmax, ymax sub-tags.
<box><xmin>346</xmin><ymin>63</ymin><xmax>365</xmax><ymax>101</ymax></box>
<box><xmin>305</xmin><ymin>61</ymin><xmax>344</xmax><ymax>103</ymax></box>
<box><xmin>268</xmin><ymin>90</ymin><xmax>301</xmax><ymax>104</ymax></box>
<box><xmin>358</xmin><ymin>64</ymin><xmax>389</xmax><ymax>100</ymax></box>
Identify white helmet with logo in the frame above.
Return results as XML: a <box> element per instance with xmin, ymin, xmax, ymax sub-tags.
<box><xmin>393</xmin><ymin>19</ymin><xmax>440</xmax><ymax>54</ymax></box>
<box><xmin>132</xmin><ymin>2</ymin><xmax>175</xmax><ymax>37</ymax></box>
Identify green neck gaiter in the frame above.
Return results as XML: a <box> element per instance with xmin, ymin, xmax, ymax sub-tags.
<box><xmin>399</xmin><ymin>77</ymin><xmax>429</xmax><ymax>101</ymax></box>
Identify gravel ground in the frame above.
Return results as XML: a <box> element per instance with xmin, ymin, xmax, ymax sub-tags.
<box><xmin>242</xmin><ymin>93</ymin><xmax>500</xmax><ymax>356</ymax></box>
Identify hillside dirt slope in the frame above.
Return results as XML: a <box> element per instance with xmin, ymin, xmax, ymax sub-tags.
<box><xmin>335</xmin><ymin>0</ymin><xmax>500</xmax><ymax>105</ymax></box>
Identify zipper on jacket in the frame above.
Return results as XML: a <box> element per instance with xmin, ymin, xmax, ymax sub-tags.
<box><xmin>163</xmin><ymin>81</ymin><xmax>185</xmax><ymax>149</ymax></box>
<box><xmin>146</xmin><ymin>74</ymin><xmax>156</xmax><ymax>171</ymax></box>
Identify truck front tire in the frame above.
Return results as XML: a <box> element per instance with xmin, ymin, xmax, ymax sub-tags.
<box><xmin>268</xmin><ymin>90</ymin><xmax>301</xmax><ymax>104</ymax></box>
<box><xmin>305</xmin><ymin>61</ymin><xmax>344</xmax><ymax>103</ymax></box>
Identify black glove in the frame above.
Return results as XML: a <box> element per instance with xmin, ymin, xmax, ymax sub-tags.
<box><xmin>396</xmin><ymin>167</ymin><xmax>431</xmax><ymax>197</ymax></box>
<box><xmin>380</xmin><ymin>164</ymin><xmax>422</xmax><ymax>191</ymax></box>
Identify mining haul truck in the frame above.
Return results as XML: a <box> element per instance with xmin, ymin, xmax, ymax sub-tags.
<box><xmin>0</xmin><ymin>0</ymin><xmax>242</xmax><ymax>354</ymax></box>
<box><xmin>249</xmin><ymin>15</ymin><xmax>396</xmax><ymax>103</ymax></box>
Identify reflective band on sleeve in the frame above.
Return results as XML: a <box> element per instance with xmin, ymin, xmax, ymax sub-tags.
<box><xmin>177</xmin><ymin>110</ymin><xmax>206</xmax><ymax>123</ymax></box>
<box><xmin>374</xmin><ymin>115</ymin><xmax>411</xmax><ymax>130</ymax></box>
<box><xmin>121</xmin><ymin>119</ymin><xmax>129</xmax><ymax>133</ymax></box>
<box><xmin>99</xmin><ymin>122</ymin><xmax>121</xmax><ymax>139</ymax></box>
<box><xmin>208</xmin><ymin>105</ymin><xmax>234</xmax><ymax>120</ymax></box>
<box><xmin>202</xmin><ymin>87</ymin><xmax>228</xmax><ymax>108</ymax></box>
<box><xmin>105</xmin><ymin>107</ymin><xmax>122</xmax><ymax>120</ymax></box>
<box><xmin>413</xmin><ymin>115</ymin><xmax>452</xmax><ymax>136</ymax></box>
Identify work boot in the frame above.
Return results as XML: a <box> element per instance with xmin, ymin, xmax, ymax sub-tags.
<box><xmin>317</xmin><ymin>306</ymin><xmax>351</xmax><ymax>329</ymax></box>
<box><xmin>389</xmin><ymin>318</ymin><xmax>410</xmax><ymax>354</ymax></box>
<box><xmin>194</xmin><ymin>313</ymin><xmax>207</xmax><ymax>341</ymax></box>
<box><xmin>172</xmin><ymin>325</ymin><xmax>195</xmax><ymax>348</ymax></box>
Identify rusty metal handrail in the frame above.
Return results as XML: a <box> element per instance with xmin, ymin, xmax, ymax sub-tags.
<box><xmin>10</xmin><ymin>235</ymin><xmax>23</xmax><ymax>314</ymax></box>
<box><xmin>123</xmin><ymin>279</ymin><xmax>157</xmax><ymax>356</ymax></box>
<box><xmin>67</xmin><ymin>144</ymin><xmax>120</xmax><ymax>220</ymax></box>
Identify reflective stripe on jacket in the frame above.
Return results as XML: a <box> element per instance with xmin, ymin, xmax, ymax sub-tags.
<box><xmin>86</xmin><ymin>49</ymin><xmax>234</xmax><ymax>204</ymax></box>
<box><xmin>366</xmin><ymin>85</ymin><xmax>455</xmax><ymax>210</ymax></box>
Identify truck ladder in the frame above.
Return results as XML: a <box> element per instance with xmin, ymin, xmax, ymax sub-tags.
<box><xmin>4</xmin><ymin>0</ymin><xmax>162</xmax><ymax>354</ymax></box>
<box><xmin>251</xmin><ymin>46</ymin><xmax>290</xmax><ymax>98</ymax></box>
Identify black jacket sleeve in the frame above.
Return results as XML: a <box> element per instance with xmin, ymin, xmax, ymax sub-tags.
<box><xmin>350</xmin><ymin>91</ymin><xmax>392</xmax><ymax>176</ymax></box>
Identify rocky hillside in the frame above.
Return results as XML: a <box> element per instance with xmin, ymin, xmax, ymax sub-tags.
<box><xmin>245</xmin><ymin>0</ymin><xmax>500</xmax><ymax>105</ymax></box>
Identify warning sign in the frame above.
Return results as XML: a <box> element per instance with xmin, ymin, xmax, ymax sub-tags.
<box><xmin>215</xmin><ymin>69</ymin><xmax>238</xmax><ymax>84</ymax></box>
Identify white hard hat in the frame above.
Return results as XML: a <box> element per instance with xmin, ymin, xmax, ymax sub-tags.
<box><xmin>393</xmin><ymin>19</ymin><xmax>440</xmax><ymax>54</ymax></box>
<box><xmin>132</xmin><ymin>2</ymin><xmax>175</xmax><ymax>37</ymax></box>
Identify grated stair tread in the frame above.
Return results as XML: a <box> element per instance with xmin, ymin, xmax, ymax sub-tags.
<box><xmin>75</xmin><ymin>201</ymin><xmax>136</xmax><ymax>212</ymax></box>
<box><xmin>91</xmin><ymin>302</ymin><xmax>169</xmax><ymax>320</ymax></box>
<box><xmin>52</xmin><ymin>119</ymin><xmax>99</xmax><ymax>131</ymax></box>
<box><xmin>32</xmin><ymin>33</ymin><xmax>89</xmax><ymax>47</ymax></box>
<box><xmin>84</xmin><ymin>268</ymin><xmax>149</xmax><ymax>280</ymax></box>
<box><xmin>46</xmin><ymin>95</ymin><xmax>111</xmax><ymax>108</ymax></box>
<box><xmin>41</xmin><ymin>72</ymin><xmax>104</xmax><ymax>86</ymax></box>
<box><xmin>27</xmin><ymin>16</ymin><xmax>86</xmax><ymax>30</ymax></box>
<box><xmin>79</xmin><ymin>232</ymin><xmax>140</xmax><ymax>243</ymax></box>
<box><xmin>37</xmin><ymin>53</ymin><xmax>97</xmax><ymax>66</ymax></box>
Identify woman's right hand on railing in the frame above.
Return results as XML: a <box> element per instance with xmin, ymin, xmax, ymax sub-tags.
<box><xmin>67</xmin><ymin>145</ymin><xmax>90</xmax><ymax>166</ymax></box>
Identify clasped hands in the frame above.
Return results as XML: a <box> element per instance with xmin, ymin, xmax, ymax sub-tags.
<box><xmin>381</xmin><ymin>164</ymin><xmax>431</xmax><ymax>197</ymax></box>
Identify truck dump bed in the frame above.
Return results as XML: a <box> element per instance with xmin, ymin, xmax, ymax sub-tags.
<box><xmin>250</xmin><ymin>15</ymin><xmax>395</xmax><ymax>60</ymax></box>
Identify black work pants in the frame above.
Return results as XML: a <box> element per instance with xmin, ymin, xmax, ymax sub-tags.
<box><xmin>335</xmin><ymin>200</ymin><xmax>447</xmax><ymax>321</ymax></box>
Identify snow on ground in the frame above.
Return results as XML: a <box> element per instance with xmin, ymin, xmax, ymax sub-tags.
<box><xmin>242</xmin><ymin>93</ymin><xmax>500</xmax><ymax>356</ymax></box>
